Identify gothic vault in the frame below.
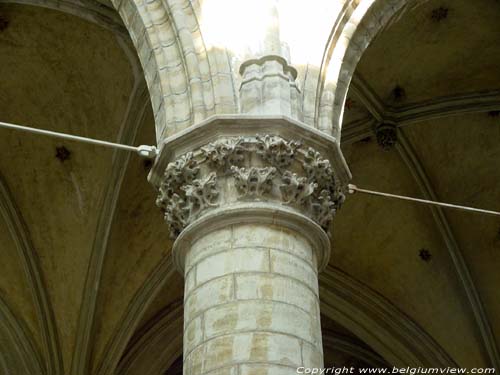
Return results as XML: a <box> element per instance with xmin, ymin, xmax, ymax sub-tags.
<box><xmin>0</xmin><ymin>0</ymin><xmax>499</xmax><ymax>374</ymax></box>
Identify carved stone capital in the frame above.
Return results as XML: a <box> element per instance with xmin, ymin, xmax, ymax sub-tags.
<box><xmin>151</xmin><ymin>116</ymin><xmax>351</xmax><ymax>242</ymax></box>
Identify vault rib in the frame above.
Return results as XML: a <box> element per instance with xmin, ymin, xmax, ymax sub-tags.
<box><xmin>70</xmin><ymin>82</ymin><xmax>150</xmax><ymax>375</ymax></box>
<box><xmin>0</xmin><ymin>173</ymin><xmax>63</xmax><ymax>375</ymax></box>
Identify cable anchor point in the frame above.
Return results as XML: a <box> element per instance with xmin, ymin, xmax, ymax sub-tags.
<box><xmin>137</xmin><ymin>145</ymin><xmax>158</xmax><ymax>159</ymax></box>
<box><xmin>348</xmin><ymin>184</ymin><xmax>358</xmax><ymax>195</ymax></box>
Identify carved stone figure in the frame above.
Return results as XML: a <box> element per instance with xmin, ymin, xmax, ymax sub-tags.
<box><xmin>156</xmin><ymin>134</ymin><xmax>345</xmax><ymax>237</ymax></box>
<box><xmin>311</xmin><ymin>190</ymin><xmax>337</xmax><ymax>229</ymax></box>
<box><xmin>201</xmin><ymin>138</ymin><xmax>245</xmax><ymax>169</ymax></box>
<box><xmin>159</xmin><ymin>193</ymin><xmax>187</xmax><ymax>238</ymax></box>
<box><xmin>182</xmin><ymin>172</ymin><xmax>219</xmax><ymax>218</ymax></box>
<box><xmin>302</xmin><ymin>147</ymin><xmax>336</xmax><ymax>191</ymax></box>
<box><xmin>280</xmin><ymin>171</ymin><xmax>316</xmax><ymax>204</ymax></box>
<box><xmin>256</xmin><ymin>134</ymin><xmax>301</xmax><ymax>169</ymax></box>
<box><xmin>162</xmin><ymin>152</ymin><xmax>199</xmax><ymax>195</ymax></box>
<box><xmin>231</xmin><ymin>166</ymin><xmax>277</xmax><ymax>197</ymax></box>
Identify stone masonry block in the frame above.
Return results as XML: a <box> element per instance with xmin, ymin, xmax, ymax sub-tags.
<box><xmin>235</xmin><ymin>273</ymin><xmax>319</xmax><ymax>318</ymax></box>
<box><xmin>203</xmin><ymin>300</ymin><xmax>319</xmax><ymax>346</ymax></box>
<box><xmin>240</xmin><ymin>364</ymin><xmax>299</xmax><ymax>375</ymax></box>
<box><xmin>187</xmin><ymin>227</ymin><xmax>232</xmax><ymax>270</ymax></box>
<box><xmin>232</xmin><ymin>224</ymin><xmax>282</xmax><ymax>249</ymax></box>
<box><xmin>184</xmin><ymin>314</ymin><xmax>203</xmax><ymax>355</ymax></box>
<box><xmin>184</xmin><ymin>274</ymin><xmax>234</xmax><ymax>324</ymax></box>
<box><xmin>202</xmin><ymin>332</ymin><xmax>302</xmax><ymax>372</ymax></box>
<box><xmin>302</xmin><ymin>340</ymin><xmax>324</xmax><ymax>369</ymax></box>
<box><xmin>196</xmin><ymin>248</ymin><xmax>270</xmax><ymax>285</ymax></box>
<box><xmin>185</xmin><ymin>265</ymin><xmax>196</xmax><ymax>296</ymax></box>
<box><xmin>270</xmin><ymin>249</ymin><xmax>318</xmax><ymax>294</ymax></box>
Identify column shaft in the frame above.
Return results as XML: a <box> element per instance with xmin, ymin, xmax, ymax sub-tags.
<box><xmin>183</xmin><ymin>223</ymin><xmax>324</xmax><ymax>375</ymax></box>
<box><xmin>151</xmin><ymin>119</ymin><xmax>350</xmax><ymax>375</ymax></box>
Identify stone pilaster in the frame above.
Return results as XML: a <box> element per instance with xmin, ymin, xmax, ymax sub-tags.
<box><xmin>150</xmin><ymin>116</ymin><xmax>350</xmax><ymax>375</ymax></box>
<box><xmin>239</xmin><ymin>56</ymin><xmax>302</xmax><ymax>120</ymax></box>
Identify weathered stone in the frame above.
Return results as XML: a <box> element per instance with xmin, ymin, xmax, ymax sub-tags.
<box><xmin>155</xmin><ymin>132</ymin><xmax>346</xmax><ymax>237</ymax></box>
<box><xmin>151</xmin><ymin>106</ymin><xmax>349</xmax><ymax>375</ymax></box>
<box><xmin>179</xmin><ymin>224</ymin><xmax>326</xmax><ymax>374</ymax></box>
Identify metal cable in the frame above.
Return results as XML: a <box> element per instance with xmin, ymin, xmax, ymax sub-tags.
<box><xmin>0</xmin><ymin>121</ymin><xmax>157</xmax><ymax>158</ymax></box>
<box><xmin>1</xmin><ymin>120</ymin><xmax>499</xmax><ymax>216</ymax></box>
<box><xmin>349</xmin><ymin>184</ymin><xmax>500</xmax><ymax>217</ymax></box>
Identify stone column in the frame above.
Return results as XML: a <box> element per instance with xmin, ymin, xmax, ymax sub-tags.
<box><xmin>151</xmin><ymin>117</ymin><xmax>350</xmax><ymax>375</ymax></box>
<box><xmin>180</xmin><ymin>217</ymin><xmax>326</xmax><ymax>374</ymax></box>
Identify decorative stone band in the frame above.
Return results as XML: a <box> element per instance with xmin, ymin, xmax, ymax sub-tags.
<box><xmin>173</xmin><ymin>202</ymin><xmax>331</xmax><ymax>273</ymax></box>
<box><xmin>155</xmin><ymin>134</ymin><xmax>346</xmax><ymax>239</ymax></box>
<box><xmin>239</xmin><ymin>55</ymin><xmax>298</xmax><ymax>81</ymax></box>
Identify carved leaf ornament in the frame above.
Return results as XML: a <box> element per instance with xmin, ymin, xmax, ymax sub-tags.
<box><xmin>156</xmin><ymin>135</ymin><xmax>345</xmax><ymax>238</ymax></box>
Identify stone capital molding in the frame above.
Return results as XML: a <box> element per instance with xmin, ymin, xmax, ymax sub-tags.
<box><xmin>239</xmin><ymin>55</ymin><xmax>298</xmax><ymax>80</ymax></box>
<box><xmin>150</xmin><ymin>115</ymin><xmax>351</xmax><ymax>185</ymax></box>
<box><xmin>173</xmin><ymin>203</ymin><xmax>331</xmax><ymax>273</ymax></box>
<box><xmin>151</xmin><ymin>116</ymin><xmax>351</xmax><ymax>261</ymax></box>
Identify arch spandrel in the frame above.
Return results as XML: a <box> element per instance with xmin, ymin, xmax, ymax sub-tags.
<box><xmin>110</xmin><ymin>0</ymin><xmax>238</xmax><ymax>142</ymax></box>
<box><xmin>317</xmin><ymin>0</ymin><xmax>415</xmax><ymax>139</ymax></box>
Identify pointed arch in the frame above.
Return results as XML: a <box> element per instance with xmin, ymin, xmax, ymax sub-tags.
<box><xmin>0</xmin><ymin>172</ymin><xmax>63</xmax><ymax>375</ymax></box>
<box><xmin>320</xmin><ymin>268</ymin><xmax>458</xmax><ymax>367</ymax></box>
<box><xmin>95</xmin><ymin>257</ymin><xmax>176</xmax><ymax>375</ymax></box>
<box><xmin>315</xmin><ymin>0</ymin><xmax>413</xmax><ymax>137</ymax></box>
<box><xmin>111</xmin><ymin>0</ymin><xmax>238</xmax><ymax>141</ymax></box>
<box><xmin>314</xmin><ymin>0</ymin><xmax>500</xmax><ymax>368</ymax></box>
<box><xmin>115</xmin><ymin>302</ymin><xmax>183</xmax><ymax>375</ymax></box>
<box><xmin>0</xmin><ymin>281</ymin><xmax>46</xmax><ymax>374</ymax></box>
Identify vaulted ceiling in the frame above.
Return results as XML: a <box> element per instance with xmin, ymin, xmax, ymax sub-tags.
<box><xmin>0</xmin><ymin>0</ymin><xmax>498</xmax><ymax>374</ymax></box>
<box><xmin>340</xmin><ymin>0</ymin><xmax>500</xmax><ymax>368</ymax></box>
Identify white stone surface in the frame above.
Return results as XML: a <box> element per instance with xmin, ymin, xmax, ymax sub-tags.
<box><xmin>270</xmin><ymin>249</ymin><xmax>319</xmax><ymax>294</ymax></box>
<box><xmin>239</xmin><ymin>364</ymin><xmax>299</xmax><ymax>375</ymax></box>
<box><xmin>195</xmin><ymin>247</ymin><xmax>270</xmax><ymax>285</ymax></box>
<box><xmin>182</xmin><ymin>224</ymin><xmax>324</xmax><ymax>374</ymax></box>
<box><xmin>184</xmin><ymin>274</ymin><xmax>234</xmax><ymax>323</ymax></box>
<box><xmin>235</xmin><ymin>273</ymin><xmax>319</xmax><ymax>322</ymax></box>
